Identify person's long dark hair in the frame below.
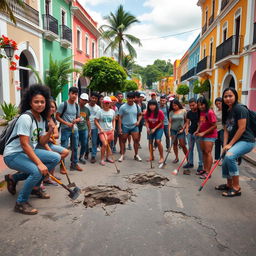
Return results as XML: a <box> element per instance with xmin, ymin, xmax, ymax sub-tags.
<box><xmin>169</xmin><ymin>99</ymin><xmax>183</xmax><ymax>112</ymax></box>
<box><xmin>197</xmin><ymin>97</ymin><xmax>210</xmax><ymax>120</ymax></box>
<box><xmin>222</xmin><ymin>87</ymin><xmax>239</xmax><ymax>125</ymax></box>
<box><xmin>146</xmin><ymin>100</ymin><xmax>159</xmax><ymax>118</ymax></box>
<box><xmin>20</xmin><ymin>84</ymin><xmax>51</xmax><ymax>120</ymax></box>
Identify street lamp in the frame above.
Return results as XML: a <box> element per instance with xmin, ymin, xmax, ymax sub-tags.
<box><xmin>3</xmin><ymin>45</ymin><xmax>15</xmax><ymax>59</ymax></box>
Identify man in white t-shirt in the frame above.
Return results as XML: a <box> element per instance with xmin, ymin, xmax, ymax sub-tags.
<box><xmin>86</xmin><ymin>92</ymin><xmax>101</xmax><ymax>163</ymax></box>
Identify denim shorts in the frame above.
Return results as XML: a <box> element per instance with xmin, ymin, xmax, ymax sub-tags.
<box><xmin>171</xmin><ymin>129</ymin><xmax>186</xmax><ymax>140</ymax></box>
<box><xmin>49</xmin><ymin>143</ymin><xmax>66</xmax><ymax>154</ymax></box>
<box><xmin>200</xmin><ymin>137</ymin><xmax>217</xmax><ymax>142</ymax></box>
<box><xmin>147</xmin><ymin>128</ymin><xmax>164</xmax><ymax>141</ymax></box>
<box><xmin>122</xmin><ymin>125</ymin><xmax>139</xmax><ymax>134</ymax></box>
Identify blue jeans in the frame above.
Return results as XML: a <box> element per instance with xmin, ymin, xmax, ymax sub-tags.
<box><xmin>4</xmin><ymin>149</ymin><xmax>60</xmax><ymax>203</ymax></box>
<box><xmin>187</xmin><ymin>133</ymin><xmax>203</xmax><ymax>168</ymax></box>
<box><xmin>91</xmin><ymin>128</ymin><xmax>99</xmax><ymax>158</ymax></box>
<box><xmin>61</xmin><ymin>128</ymin><xmax>79</xmax><ymax>165</ymax></box>
<box><xmin>222</xmin><ymin>141</ymin><xmax>255</xmax><ymax>178</ymax></box>
<box><xmin>163</xmin><ymin>125</ymin><xmax>170</xmax><ymax>149</ymax></box>
<box><xmin>79</xmin><ymin>129</ymin><xmax>89</xmax><ymax>157</ymax></box>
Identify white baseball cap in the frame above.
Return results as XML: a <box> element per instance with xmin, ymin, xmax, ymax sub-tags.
<box><xmin>103</xmin><ymin>96</ymin><xmax>112</xmax><ymax>103</ymax></box>
<box><xmin>80</xmin><ymin>93</ymin><xmax>89</xmax><ymax>100</ymax></box>
<box><xmin>140</xmin><ymin>93</ymin><xmax>146</xmax><ymax>99</ymax></box>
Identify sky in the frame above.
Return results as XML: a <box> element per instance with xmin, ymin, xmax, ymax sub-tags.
<box><xmin>78</xmin><ymin>0</ymin><xmax>202</xmax><ymax>67</ymax></box>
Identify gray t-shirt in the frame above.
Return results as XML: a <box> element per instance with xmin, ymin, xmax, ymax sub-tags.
<box><xmin>95</xmin><ymin>109</ymin><xmax>115</xmax><ymax>132</ymax></box>
<box><xmin>4</xmin><ymin>111</ymin><xmax>45</xmax><ymax>157</ymax></box>
<box><xmin>119</xmin><ymin>103</ymin><xmax>141</xmax><ymax>129</ymax></box>
<box><xmin>169</xmin><ymin>109</ymin><xmax>187</xmax><ymax>131</ymax></box>
<box><xmin>159</xmin><ymin>105</ymin><xmax>169</xmax><ymax>126</ymax></box>
<box><xmin>86</xmin><ymin>103</ymin><xmax>101</xmax><ymax>129</ymax></box>
<box><xmin>57</xmin><ymin>102</ymin><xmax>80</xmax><ymax>130</ymax></box>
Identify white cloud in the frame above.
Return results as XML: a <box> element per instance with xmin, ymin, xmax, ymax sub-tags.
<box><xmin>78</xmin><ymin>0</ymin><xmax>111</xmax><ymax>6</ymax></box>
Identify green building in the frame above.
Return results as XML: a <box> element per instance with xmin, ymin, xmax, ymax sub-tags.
<box><xmin>41</xmin><ymin>0</ymin><xmax>73</xmax><ymax>102</ymax></box>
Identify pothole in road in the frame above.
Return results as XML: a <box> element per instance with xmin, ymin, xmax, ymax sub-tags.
<box><xmin>83</xmin><ymin>185</ymin><xmax>134</xmax><ymax>208</ymax></box>
<box><xmin>127</xmin><ymin>171</ymin><xmax>169</xmax><ymax>186</ymax></box>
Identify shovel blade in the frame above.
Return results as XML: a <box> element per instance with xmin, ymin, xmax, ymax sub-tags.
<box><xmin>68</xmin><ymin>187</ymin><xmax>81</xmax><ymax>200</ymax></box>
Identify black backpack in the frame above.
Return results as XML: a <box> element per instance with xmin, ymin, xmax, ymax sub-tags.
<box><xmin>0</xmin><ymin>112</ymin><xmax>34</xmax><ymax>155</ymax></box>
<box><xmin>58</xmin><ymin>101</ymin><xmax>79</xmax><ymax>129</ymax></box>
<box><xmin>241</xmin><ymin>104</ymin><xmax>256</xmax><ymax>137</ymax></box>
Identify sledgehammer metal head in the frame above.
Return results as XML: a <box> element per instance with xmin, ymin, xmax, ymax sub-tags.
<box><xmin>68</xmin><ymin>186</ymin><xmax>81</xmax><ymax>200</ymax></box>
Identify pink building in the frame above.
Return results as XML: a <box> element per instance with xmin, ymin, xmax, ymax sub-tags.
<box><xmin>249</xmin><ymin>5</ymin><xmax>256</xmax><ymax>111</ymax></box>
<box><xmin>72</xmin><ymin>0</ymin><xmax>101</xmax><ymax>94</ymax></box>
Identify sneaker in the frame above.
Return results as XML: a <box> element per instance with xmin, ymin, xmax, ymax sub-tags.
<box><xmin>79</xmin><ymin>157</ymin><xmax>86</xmax><ymax>164</ymax></box>
<box><xmin>127</xmin><ymin>144</ymin><xmax>132</xmax><ymax>150</ymax></box>
<box><xmin>183</xmin><ymin>163</ymin><xmax>194</xmax><ymax>169</ymax></box>
<box><xmin>118</xmin><ymin>155</ymin><xmax>124</xmax><ymax>162</ymax></box>
<box><xmin>90</xmin><ymin>157</ymin><xmax>96</xmax><ymax>164</ymax></box>
<box><xmin>31</xmin><ymin>188</ymin><xmax>50</xmax><ymax>199</ymax></box>
<box><xmin>70</xmin><ymin>164</ymin><xmax>83</xmax><ymax>172</ymax></box>
<box><xmin>134</xmin><ymin>155</ymin><xmax>142</xmax><ymax>162</ymax></box>
<box><xmin>97</xmin><ymin>147</ymin><xmax>101</xmax><ymax>152</ymax></box>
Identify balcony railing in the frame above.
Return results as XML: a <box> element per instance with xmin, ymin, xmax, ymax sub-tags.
<box><xmin>202</xmin><ymin>23</ymin><xmax>207</xmax><ymax>35</ymax></box>
<box><xmin>216</xmin><ymin>35</ymin><xmax>242</xmax><ymax>62</ymax></box>
<box><xmin>221</xmin><ymin>0</ymin><xmax>230</xmax><ymax>11</ymax></box>
<box><xmin>9</xmin><ymin>2</ymin><xmax>39</xmax><ymax>26</ymax></box>
<box><xmin>196</xmin><ymin>56</ymin><xmax>214</xmax><ymax>74</ymax></box>
<box><xmin>43</xmin><ymin>14</ymin><xmax>58</xmax><ymax>35</ymax></box>
<box><xmin>209</xmin><ymin>15</ymin><xmax>214</xmax><ymax>26</ymax></box>
<box><xmin>60</xmin><ymin>25</ymin><xmax>72</xmax><ymax>42</ymax></box>
<box><xmin>253</xmin><ymin>22</ymin><xmax>256</xmax><ymax>45</ymax></box>
<box><xmin>181</xmin><ymin>67</ymin><xmax>196</xmax><ymax>82</ymax></box>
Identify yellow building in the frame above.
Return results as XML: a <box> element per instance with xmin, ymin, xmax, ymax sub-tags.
<box><xmin>197</xmin><ymin>0</ymin><xmax>252</xmax><ymax>101</ymax></box>
<box><xmin>158</xmin><ymin>76</ymin><xmax>174</xmax><ymax>94</ymax></box>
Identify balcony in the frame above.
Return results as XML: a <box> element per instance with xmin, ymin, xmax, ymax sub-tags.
<box><xmin>181</xmin><ymin>67</ymin><xmax>197</xmax><ymax>82</ymax></box>
<box><xmin>215</xmin><ymin>35</ymin><xmax>243</xmax><ymax>67</ymax></box>
<box><xmin>208</xmin><ymin>15</ymin><xmax>214</xmax><ymax>26</ymax></box>
<box><xmin>9</xmin><ymin>2</ymin><xmax>39</xmax><ymax>26</ymax></box>
<box><xmin>221</xmin><ymin>0</ymin><xmax>230</xmax><ymax>11</ymax></box>
<box><xmin>60</xmin><ymin>25</ymin><xmax>72</xmax><ymax>48</ymax></box>
<box><xmin>253</xmin><ymin>22</ymin><xmax>256</xmax><ymax>45</ymax></box>
<box><xmin>196</xmin><ymin>56</ymin><xmax>214</xmax><ymax>77</ymax></box>
<box><xmin>42</xmin><ymin>14</ymin><xmax>58</xmax><ymax>41</ymax></box>
<box><xmin>202</xmin><ymin>23</ymin><xmax>207</xmax><ymax>35</ymax></box>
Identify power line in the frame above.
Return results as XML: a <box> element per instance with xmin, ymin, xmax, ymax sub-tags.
<box><xmin>141</xmin><ymin>28</ymin><xmax>201</xmax><ymax>41</ymax></box>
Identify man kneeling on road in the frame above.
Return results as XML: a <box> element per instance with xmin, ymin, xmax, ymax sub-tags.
<box><xmin>118</xmin><ymin>92</ymin><xmax>142</xmax><ymax>162</ymax></box>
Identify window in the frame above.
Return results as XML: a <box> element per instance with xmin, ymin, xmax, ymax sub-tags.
<box><xmin>77</xmin><ymin>28</ymin><xmax>81</xmax><ymax>51</ymax></box>
<box><xmin>212</xmin><ymin>0</ymin><xmax>215</xmax><ymax>17</ymax></box>
<box><xmin>85</xmin><ymin>35</ymin><xmax>89</xmax><ymax>55</ymax></box>
<box><xmin>45</xmin><ymin>0</ymin><xmax>51</xmax><ymax>15</ymax></box>
<box><xmin>223</xmin><ymin>22</ymin><xmax>228</xmax><ymax>42</ymax></box>
<box><xmin>61</xmin><ymin>9</ymin><xmax>66</xmax><ymax>25</ymax></box>
<box><xmin>205</xmin><ymin>9</ymin><xmax>208</xmax><ymax>26</ymax></box>
<box><xmin>92</xmin><ymin>41</ymin><xmax>95</xmax><ymax>58</ymax></box>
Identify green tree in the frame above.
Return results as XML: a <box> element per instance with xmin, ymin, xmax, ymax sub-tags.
<box><xmin>122</xmin><ymin>55</ymin><xmax>135</xmax><ymax>77</ymax></box>
<box><xmin>30</xmin><ymin>55</ymin><xmax>77</xmax><ymax>99</ymax></box>
<box><xmin>143</xmin><ymin>65</ymin><xmax>162</xmax><ymax>88</ymax></box>
<box><xmin>193</xmin><ymin>79</ymin><xmax>210</xmax><ymax>95</ymax></box>
<box><xmin>101</xmin><ymin>5</ymin><xmax>142</xmax><ymax>64</ymax></box>
<box><xmin>83</xmin><ymin>57</ymin><xmax>127</xmax><ymax>93</ymax></box>
<box><xmin>123</xmin><ymin>80</ymin><xmax>138</xmax><ymax>92</ymax></box>
<box><xmin>0</xmin><ymin>0</ymin><xmax>24</xmax><ymax>25</ymax></box>
<box><xmin>153</xmin><ymin>59</ymin><xmax>173</xmax><ymax>75</ymax></box>
<box><xmin>176</xmin><ymin>84</ymin><xmax>190</xmax><ymax>102</ymax></box>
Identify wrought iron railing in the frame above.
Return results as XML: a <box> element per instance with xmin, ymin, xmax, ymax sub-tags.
<box><xmin>42</xmin><ymin>14</ymin><xmax>58</xmax><ymax>35</ymax></box>
<box><xmin>196</xmin><ymin>56</ymin><xmax>214</xmax><ymax>74</ymax></box>
<box><xmin>209</xmin><ymin>15</ymin><xmax>214</xmax><ymax>26</ymax></box>
<box><xmin>60</xmin><ymin>25</ymin><xmax>72</xmax><ymax>42</ymax></box>
<box><xmin>216</xmin><ymin>35</ymin><xmax>242</xmax><ymax>62</ymax></box>
<box><xmin>181</xmin><ymin>67</ymin><xmax>196</xmax><ymax>82</ymax></box>
<box><xmin>202</xmin><ymin>23</ymin><xmax>207</xmax><ymax>35</ymax></box>
<box><xmin>9</xmin><ymin>2</ymin><xmax>39</xmax><ymax>26</ymax></box>
<box><xmin>253</xmin><ymin>22</ymin><xmax>256</xmax><ymax>45</ymax></box>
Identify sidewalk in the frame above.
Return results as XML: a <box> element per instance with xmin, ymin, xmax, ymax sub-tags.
<box><xmin>243</xmin><ymin>147</ymin><xmax>256</xmax><ymax>165</ymax></box>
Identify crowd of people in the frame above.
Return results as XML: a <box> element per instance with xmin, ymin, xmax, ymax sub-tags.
<box><xmin>2</xmin><ymin>84</ymin><xmax>255</xmax><ymax>215</ymax></box>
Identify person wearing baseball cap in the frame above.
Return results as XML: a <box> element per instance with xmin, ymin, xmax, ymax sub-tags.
<box><xmin>77</xmin><ymin>93</ymin><xmax>91</xmax><ymax>164</ymax></box>
<box><xmin>95</xmin><ymin>96</ymin><xmax>116</xmax><ymax>166</ymax></box>
<box><xmin>150</xmin><ymin>92</ymin><xmax>157</xmax><ymax>101</ymax></box>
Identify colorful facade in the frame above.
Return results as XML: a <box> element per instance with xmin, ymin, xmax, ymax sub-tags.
<box><xmin>72</xmin><ymin>0</ymin><xmax>101</xmax><ymax>95</ymax></box>
<box><xmin>41</xmin><ymin>0</ymin><xmax>73</xmax><ymax>102</ymax></box>
<box><xmin>0</xmin><ymin>1</ymin><xmax>41</xmax><ymax>106</ymax></box>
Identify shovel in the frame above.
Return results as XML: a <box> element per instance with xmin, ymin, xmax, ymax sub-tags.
<box><xmin>48</xmin><ymin>173</ymin><xmax>81</xmax><ymax>200</ymax></box>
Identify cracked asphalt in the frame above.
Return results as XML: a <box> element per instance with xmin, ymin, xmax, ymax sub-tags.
<box><xmin>0</xmin><ymin>130</ymin><xmax>256</xmax><ymax>256</ymax></box>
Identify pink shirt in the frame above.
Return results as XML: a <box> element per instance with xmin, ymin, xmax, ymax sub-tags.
<box><xmin>199</xmin><ymin>109</ymin><xmax>217</xmax><ymax>138</ymax></box>
<box><xmin>145</xmin><ymin>110</ymin><xmax>164</xmax><ymax>129</ymax></box>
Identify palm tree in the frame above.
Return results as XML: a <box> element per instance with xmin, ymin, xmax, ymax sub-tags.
<box><xmin>122</xmin><ymin>55</ymin><xmax>135</xmax><ymax>77</ymax></box>
<box><xmin>0</xmin><ymin>0</ymin><xmax>24</xmax><ymax>25</ymax></box>
<box><xmin>101</xmin><ymin>5</ymin><xmax>142</xmax><ymax>65</ymax></box>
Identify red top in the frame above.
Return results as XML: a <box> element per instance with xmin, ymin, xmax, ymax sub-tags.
<box><xmin>145</xmin><ymin>110</ymin><xmax>164</xmax><ymax>129</ymax></box>
<box><xmin>199</xmin><ymin>109</ymin><xmax>217</xmax><ymax>138</ymax></box>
